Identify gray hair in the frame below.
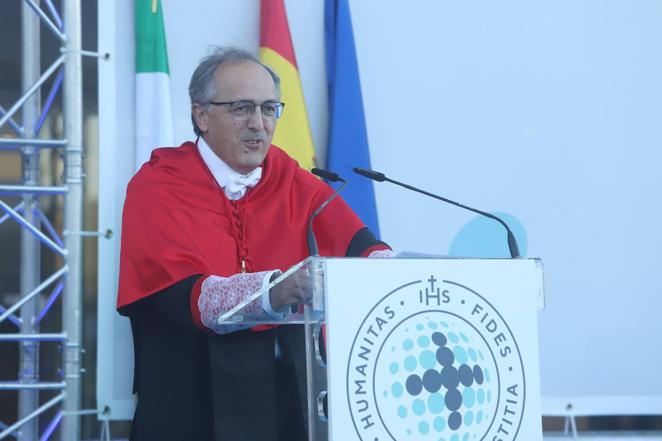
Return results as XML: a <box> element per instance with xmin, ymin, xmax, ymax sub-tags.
<box><xmin>189</xmin><ymin>46</ymin><xmax>281</xmax><ymax>136</ymax></box>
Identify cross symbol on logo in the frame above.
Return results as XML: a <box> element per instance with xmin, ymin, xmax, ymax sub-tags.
<box><xmin>428</xmin><ymin>275</ymin><xmax>438</xmax><ymax>292</ymax></box>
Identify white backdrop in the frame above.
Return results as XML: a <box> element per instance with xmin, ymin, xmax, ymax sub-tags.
<box><xmin>98</xmin><ymin>0</ymin><xmax>662</xmax><ymax>419</ymax></box>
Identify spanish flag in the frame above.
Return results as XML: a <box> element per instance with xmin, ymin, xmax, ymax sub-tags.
<box><xmin>259</xmin><ymin>0</ymin><xmax>316</xmax><ymax>170</ymax></box>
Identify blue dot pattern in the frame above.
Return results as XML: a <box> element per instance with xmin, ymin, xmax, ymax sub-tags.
<box><xmin>376</xmin><ymin>317</ymin><xmax>496</xmax><ymax>440</ymax></box>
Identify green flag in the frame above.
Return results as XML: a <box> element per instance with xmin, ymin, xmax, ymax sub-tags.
<box><xmin>135</xmin><ymin>0</ymin><xmax>173</xmax><ymax>170</ymax></box>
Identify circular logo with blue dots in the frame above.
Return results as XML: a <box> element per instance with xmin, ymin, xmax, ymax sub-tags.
<box><xmin>346</xmin><ymin>276</ymin><xmax>526</xmax><ymax>441</ymax></box>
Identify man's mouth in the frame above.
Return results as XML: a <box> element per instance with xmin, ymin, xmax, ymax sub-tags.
<box><xmin>243</xmin><ymin>138</ymin><xmax>264</xmax><ymax>148</ymax></box>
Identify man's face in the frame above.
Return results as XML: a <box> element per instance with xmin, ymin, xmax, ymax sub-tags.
<box><xmin>193</xmin><ymin>60</ymin><xmax>278</xmax><ymax>174</ymax></box>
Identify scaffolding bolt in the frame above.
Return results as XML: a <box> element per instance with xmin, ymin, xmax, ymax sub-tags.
<box><xmin>62</xmin><ymin>229</ymin><xmax>113</xmax><ymax>239</ymax></box>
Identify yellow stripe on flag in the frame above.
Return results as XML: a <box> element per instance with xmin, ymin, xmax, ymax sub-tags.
<box><xmin>260</xmin><ymin>47</ymin><xmax>316</xmax><ymax>171</ymax></box>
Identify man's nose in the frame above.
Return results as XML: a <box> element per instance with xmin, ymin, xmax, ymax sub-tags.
<box><xmin>247</xmin><ymin>106</ymin><xmax>266</xmax><ymax>130</ymax></box>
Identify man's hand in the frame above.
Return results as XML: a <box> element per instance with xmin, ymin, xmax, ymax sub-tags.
<box><xmin>268</xmin><ymin>269</ymin><xmax>313</xmax><ymax>311</ymax></box>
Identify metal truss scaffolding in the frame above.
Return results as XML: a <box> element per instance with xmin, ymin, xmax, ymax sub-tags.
<box><xmin>0</xmin><ymin>1</ymin><xmax>83</xmax><ymax>440</ymax></box>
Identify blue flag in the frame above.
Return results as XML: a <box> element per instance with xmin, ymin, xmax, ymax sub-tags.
<box><xmin>325</xmin><ymin>0</ymin><xmax>380</xmax><ymax>237</ymax></box>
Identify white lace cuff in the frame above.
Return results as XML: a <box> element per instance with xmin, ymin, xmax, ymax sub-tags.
<box><xmin>368</xmin><ymin>249</ymin><xmax>395</xmax><ymax>258</ymax></box>
<box><xmin>198</xmin><ymin>271</ymin><xmax>277</xmax><ymax>334</ymax></box>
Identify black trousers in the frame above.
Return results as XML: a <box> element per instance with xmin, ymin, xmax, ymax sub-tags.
<box><xmin>126</xmin><ymin>278</ymin><xmax>313</xmax><ymax>441</ymax></box>
<box><xmin>208</xmin><ymin>326</ymin><xmax>308</xmax><ymax>441</ymax></box>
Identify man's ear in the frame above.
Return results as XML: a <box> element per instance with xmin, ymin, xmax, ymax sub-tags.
<box><xmin>192</xmin><ymin>104</ymin><xmax>209</xmax><ymax>133</ymax></box>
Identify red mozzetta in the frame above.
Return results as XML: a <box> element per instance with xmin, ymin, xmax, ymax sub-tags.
<box><xmin>117</xmin><ymin>142</ymin><xmax>366</xmax><ymax>309</ymax></box>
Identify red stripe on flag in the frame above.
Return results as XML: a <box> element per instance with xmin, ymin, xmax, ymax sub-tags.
<box><xmin>260</xmin><ymin>0</ymin><xmax>298</xmax><ymax>67</ymax></box>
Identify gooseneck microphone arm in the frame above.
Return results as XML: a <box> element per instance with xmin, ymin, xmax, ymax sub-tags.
<box><xmin>307</xmin><ymin>168</ymin><xmax>348</xmax><ymax>256</ymax></box>
<box><xmin>353</xmin><ymin>167</ymin><xmax>520</xmax><ymax>258</ymax></box>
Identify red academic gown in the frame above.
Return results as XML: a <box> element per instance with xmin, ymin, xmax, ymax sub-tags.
<box><xmin>117</xmin><ymin>142</ymin><xmax>387</xmax><ymax>441</ymax></box>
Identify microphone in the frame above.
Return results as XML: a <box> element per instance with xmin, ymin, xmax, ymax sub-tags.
<box><xmin>353</xmin><ymin>167</ymin><xmax>521</xmax><ymax>258</ymax></box>
<box><xmin>307</xmin><ymin>168</ymin><xmax>348</xmax><ymax>256</ymax></box>
<box><xmin>311</xmin><ymin>167</ymin><xmax>342</xmax><ymax>182</ymax></box>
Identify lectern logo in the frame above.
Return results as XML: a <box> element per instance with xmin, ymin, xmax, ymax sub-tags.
<box><xmin>347</xmin><ymin>276</ymin><xmax>526</xmax><ymax>441</ymax></box>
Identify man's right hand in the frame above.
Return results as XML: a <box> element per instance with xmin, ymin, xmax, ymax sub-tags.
<box><xmin>268</xmin><ymin>269</ymin><xmax>313</xmax><ymax>311</ymax></box>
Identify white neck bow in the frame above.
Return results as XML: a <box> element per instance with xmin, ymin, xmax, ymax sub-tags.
<box><xmin>224</xmin><ymin>167</ymin><xmax>262</xmax><ymax>200</ymax></box>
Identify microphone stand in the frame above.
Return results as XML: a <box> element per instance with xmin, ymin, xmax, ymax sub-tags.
<box><xmin>353</xmin><ymin>167</ymin><xmax>520</xmax><ymax>258</ymax></box>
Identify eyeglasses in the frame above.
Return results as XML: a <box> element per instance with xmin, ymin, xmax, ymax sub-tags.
<box><xmin>207</xmin><ymin>100</ymin><xmax>285</xmax><ymax>120</ymax></box>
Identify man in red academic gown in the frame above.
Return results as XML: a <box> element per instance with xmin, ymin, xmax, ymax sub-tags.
<box><xmin>117</xmin><ymin>47</ymin><xmax>391</xmax><ymax>441</ymax></box>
